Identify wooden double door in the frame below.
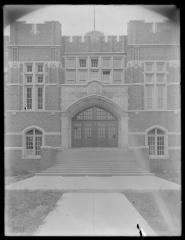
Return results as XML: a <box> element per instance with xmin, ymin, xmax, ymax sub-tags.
<box><xmin>72</xmin><ymin>106</ymin><xmax>118</xmax><ymax>147</ymax></box>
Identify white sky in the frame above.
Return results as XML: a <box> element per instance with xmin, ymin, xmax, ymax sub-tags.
<box><xmin>4</xmin><ymin>5</ymin><xmax>168</xmax><ymax>36</ymax></box>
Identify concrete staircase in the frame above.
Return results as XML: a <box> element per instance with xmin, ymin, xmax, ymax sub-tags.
<box><xmin>37</xmin><ymin>148</ymin><xmax>152</xmax><ymax>176</ymax></box>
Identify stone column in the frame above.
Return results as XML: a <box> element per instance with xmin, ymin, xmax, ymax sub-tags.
<box><xmin>61</xmin><ymin>112</ymin><xmax>70</xmax><ymax>148</ymax></box>
<box><xmin>118</xmin><ymin>114</ymin><xmax>128</xmax><ymax>148</ymax></box>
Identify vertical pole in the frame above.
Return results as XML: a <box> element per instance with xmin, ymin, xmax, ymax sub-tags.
<box><xmin>94</xmin><ymin>7</ymin><xmax>95</xmax><ymax>31</ymax></box>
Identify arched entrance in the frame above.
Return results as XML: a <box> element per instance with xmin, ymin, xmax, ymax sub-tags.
<box><xmin>71</xmin><ymin>106</ymin><xmax>118</xmax><ymax>147</ymax></box>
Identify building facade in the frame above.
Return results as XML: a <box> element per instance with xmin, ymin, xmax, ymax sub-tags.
<box><xmin>5</xmin><ymin>20</ymin><xmax>181</xmax><ymax>177</ymax></box>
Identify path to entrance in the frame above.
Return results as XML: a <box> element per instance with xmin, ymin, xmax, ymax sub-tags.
<box><xmin>35</xmin><ymin>192</ymin><xmax>156</xmax><ymax>236</ymax></box>
<box><xmin>6</xmin><ymin>175</ymin><xmax>180</xmax><ymax>191</ymax></box>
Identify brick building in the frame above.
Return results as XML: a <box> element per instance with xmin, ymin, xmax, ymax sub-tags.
<box><xmin>5</xmin><ymin>20</ymin><xmax>180</xmax><ymax>179</ymax></box>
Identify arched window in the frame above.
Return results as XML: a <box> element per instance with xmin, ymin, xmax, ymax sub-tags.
<box><xmin>25</xmin><ymin>128</ymin><xmax>43</xmax><ymax>157</ymax></box>
<box><xmin>147</xmin><ymin>128</ymin><xmax>166</xmax><ymax>156</ymax></box>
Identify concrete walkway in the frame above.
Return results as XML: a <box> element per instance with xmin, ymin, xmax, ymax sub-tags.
<box><xmin>6</xmin><ymin>175</ymin><xmax>180</xmax><ymax>191</ymax></box>
<box><xmin>35</xmin><ymin>192</ymin><xmax>156</xmax><ymax>236</ymax></box>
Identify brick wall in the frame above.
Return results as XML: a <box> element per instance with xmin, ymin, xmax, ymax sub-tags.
<box><xmin>128</xmin><ymin>112</ymin><xmax>180</xmax><ymax>132</ymax></box>
<box><xmin>10</xmin><ymin>21</ymin><xmax>61</xmax><ymax>45</ymax></box>
<box><xmin>128</xmin><ymin>85</ymin><xmax>144</xmax><ymax>110</ymax></box>
<box><xmin>5</xmin><ymin>112</ymin><xmax>61</xmax><ymax>132</ymax></box>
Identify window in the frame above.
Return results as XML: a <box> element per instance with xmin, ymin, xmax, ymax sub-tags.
<box><xmin>66</xmin><ymin>57</ymin><xmax>76</xmax><ymax>68</ymax></box>
<box><xmin>25</xmin><ymin>128</ymin><xmax>43</xmax><ymax>157</ymax></box>
<box><xmin>79</xmin><ymin>59</ymin><xmax>86</xmax><ymax>68</ymax></box>
<box><xmin>145</xmin><ymin>85</ymin><xmax>154</xmax><ymax>109</ymax></box>
<box><xmin>157</xmin><ymin>85</ymin><xmax>165</xmax><ymax>109</ymax></box>
<box><xmin>12</xmin><ymin>47</ymin><xmax>18</xmax><ymax>61</ymax></box>
<box><xmin>156</xmin><ymin>73</ymin><xmax>165</xmax><ymax>83</ymax></box>
<box><xmin>51</xmin><ymin>47</ymin><xmax>56</xmax><ymax>61</ymax></box>
<box><xmin>26</xmin><ymin>75</ymin><xmax>33</xmax><ymax>83</ymax></box>
<box><xmin>145</xmin><ymin>62</ymin><xmax>154</xmax><ymax>72</ymax></box>
<box><xmin>90</xmin><ymin>70</ymin><xmax>99</xmax><ymax>81</ymax></box>
<box><xmin>145</xmin><ymin>73</ymin><xmax>154</xmax><ymax>83</ymax></box>
<box><xmin>37</xmin><ymin>64</ymin><xmax>43</xmax><ymax>73</ymax></box>
<box><xmin>102</xmin><ymin>57</ymin><xmax>111</xmax><ymax>68</ymax></box>
<box><xmin>37</xmin><ymin>75</ymin><xmax>43</xmax><ymax>83</ymax></box>
<box><xmin>66</xmin><ymin>70</ymin><xmax>76</xmax><ymax>83</ymax></box>
<box><xmin>113</xmin><ymin>70</ymin><xmax>122</xmax><ymax>82</ymax></box>
<box><xmin>113</xmin><ymin>57</ymin><xmax>122</xmax><ymax>68</ymax></box>
<box><xmin>37</xmin><ymin>87</ymin><xmax>43</xmax><ymax>110</ymax></box>
<box><xmin>147</xmin><ymin>128</ymin><xmax>166</xmax><ymax>157</ymax></box>
<box><xmin>156</xmin><ymin>62</ymin><xmax>165</xmax><ymax>72</ymax></box>
<box><xmin>78</xmin><ymin>70</ymin><xmax>88</xmax><ymax>82</ymax></box>
<box><xmin>26</xmin><ymin>64</ymin><xmax>32</xmax><ymax>73</ymax></box>
<box><xmin>26</xmin><ymin>87</ymin><xmax>32</xmax><ymax>110</ymax></box>
<box><xmin>91</xmin><ymin>58</ymin><xmax>98</xmax><ymax>68</ymax></box>
<box><xmin>102</xmin><ymin>70</ymin><xmax>111</xmax><ymax>82</ymax></box>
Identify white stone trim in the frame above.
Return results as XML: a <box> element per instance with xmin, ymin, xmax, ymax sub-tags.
<box><xmin>5</xmin><ymin>147</ymin><xmax>23</xmax><ymax>150</ymax></box>
<box><xmin>168</xmin><ymin>146</ymin><xmax>181</xmax><ymax>150</ymax></box>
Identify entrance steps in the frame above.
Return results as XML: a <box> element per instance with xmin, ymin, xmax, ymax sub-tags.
<box><xmin>37</xmin><ymin>148</ymin><xmax>152</xmax><ymax>176</ymax></box>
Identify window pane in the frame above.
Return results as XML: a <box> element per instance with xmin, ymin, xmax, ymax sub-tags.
<box><xmin>26</xmin><ymin>87</ymin><xmax>32</xmax><ymax>109</ymax></box>
<box><xmin>35</xmin><ymin>136</ymin><xmax>42</xmax><ymax>155</ymax></box>
<box><xmin>26</xmin><ymin>135</ymin><xmax>33</xmax><ymax>149</ymax></box>
<box><xmin>37</xmin><ymin>87</ymin><xmax>43</xmax><ymax>109</ymax></box>
<box><xmin>102</xmin><ymin>70</ymin><xmax>111</xmax><ymax>82</ymax></box>
<box><xmin>157</xmin><ymin>129</ymin><xmax>164</xmax><ymax>134</ymax></box>
<box><xmin>74</xmin><ymin>127</ymin><xmax>81</xmax><ymax>139</ymax></box>
<box><xmin>148</xmin><ymin>135</ymin><xmax>155</xmax><ymax>155</ymax></box>
<box><xmin>26</xmin><ymin>64</ymin><xmax>32</xmax><ymax>72</ymax></box>
<box><xmin>157</xmin><ymin>136</ymin><xmax>164</xmax><ymax>155</ymax></box>
<box><xmin>37</xmin><ymin>64</ymin><xmax>43</xmax><ymax>72</ymax></box>
<box><xmin>98</xmin><ymin>127</ymin><xmax>105</xmax><ymax>138</ymax></box>
<box><xmin>84</xmin><ymin>127</ymin><xmax>91</xmax><ymax>138</ymax></box>
<box><xmin>37</xmin><ymin>75</ymin><xmax>43</xmax><ymax>83</ymax></box>
<box><xmin>91</xmin><ymin>58</ymin><xmax>98</xmax><ymax>67</ymax></box>
<box><xmin>90</xmin><ymin>70</ymin><xmax>99</xmax><ymax>81</ymax></box>
<box><xmin>26</xmin><ymin>75</ymin><xmax>32</xmax><ymax>83</ymax></box>
<box><xmin>35</xmin><ymin>129</ymin><xmax>42</xmax><ymax>135</ymax></box>
<box><xmin>148</xmin><ymin>129</ymin><xmax>155</xmax><ymax>135</ymax></box>
<box><xmin>26</xmin><ymin>130</ymin><xmax>33</xmax><ymax>135</ymax></box>
<box><xmin>79</xmin><ymin>59</ymin><xmax>86</xmax><ymax>68</ymax></box>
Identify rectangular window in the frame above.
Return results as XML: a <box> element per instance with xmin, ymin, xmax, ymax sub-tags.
<box><xmin>145</xmin><ymin>62</ymin><xmax>154</xmax><ymax>72</ymax></box>
<box><xmin>91</xmin><ymin>58</ymin><xmax>98</xmax><ymax>68</ymax></box>
<box><xmin>79</xmin><ymin>59</ymin><xmax>86</xmax><ymax>68</ymax></box>
<box><xmin>26</xmin><ymin>87</ymin><xmax>32</xmax><ymax>109</ymax></box>
<box><xmin>90</xmin><ymin>70</ymin><xmax>99</xmax><ymax>81</ymax></box>
<box><xmin>26</xmin><ymin>135</ymin><xmax>33</xmax><ymax>149</ymax></box>
<box><xmin>51</xmin><ymin>47</ymin><xmax>56</xmax><ymax>61</ymax></box>
<box><xmin>146</xmin><ymin>85</ymin><xmax>154</xmax><ymax>109</ymax></box>
<box><xmin>102</xmin><ymin>57</ymin><xmax>111</xmax><ymax>68</ymax></box>
<box><xmin>12</xmin><ymin>47</ymin><xmax>18</xmax><ymax>61</ymax></box>
<box><xmin>145</xmin><ymin>73</ymin><xmax>154</xmax><ymax>83</ymax></box>
<box><xmin>26</xmin><ymin>75</ymin><xmax>33</xmax><ymax>83</ymax></box>
<box><xmin>102</xmin><ymin>70</ymin><xmax>111</xmax><ymax>82</ymax></box>
<box><xmin>26</xmin><ymin>64</ymin><xmax>33</xmax><ymax>73</ymax></box>
<box><xmin>148</xmin><ymin>135</ymin><xmax>155</xmax><ymax>155</ymax></box>
<box><xmin>37</xmin><ymin>75</ymin><xmax>44</xmax><ymax>83</ymax></box>
<box><xmin>113</xmin><ymin>70</ymin><xmax>122</xmax><ymax>82</ymax></box>
<box><xmin>37</xmin><ymin>64</ymin><xmax>43</xmax><ymax>73</ymax></box>
<box><xmin>66</xmin><ymin>70</ymin><xmax>76</xmax><ymax>83</ymax></box>
<box><xmin>66</xmin><ymin>57</ymin><xmax>76</xmax><ymax>68</ymax></box>
<box><xmin>156</xmin><ymin>62</ymin><xmax>165</xmax><ymax>72</ymax></box>
<box><xmin>113</xmin><ymin>57</ymin><xmax>122</xmax><ymax>68</ymax></box>
<box><xmin>37</xmin><ymin>87</ymin><xmax>43</xmax><ymax>110</ymax></box>
<box><xmin>78</xmin><ymin>70</ymin><xmax>87</xmax><ymax>82</ymax></box>
<box><xmin>157</xmin><ymin>85</ymin><xmax>165</xmax><ymax>109</ymax></box>
<box><xmin>156</xmin><ymin>73</ymin><xmax>165</xmax><ymax>83</ymax></box>
<box><xmin>35</xmin><ymin>136</ymin><xmax>42</xmax><ymax>155</ymax></box>
<box><xmin>157</xmin><ymin>136</ymin><xmax>165</xmax><ymax>155</ymax></box>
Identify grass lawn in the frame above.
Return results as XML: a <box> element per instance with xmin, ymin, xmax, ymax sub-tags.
<box><xmin>5</xmin><ymin>190</ymin><xmax>63</xmax><ymax>236</ymax></box>
<box><xmin>124</xmin><ymin>189</ymin><xmax>181</xmax><ymax>236</ymax></box>
<box><xmin>5</xmin><ymin>173</ymin><xmax>35</xmax><ymax>186</ymax></box>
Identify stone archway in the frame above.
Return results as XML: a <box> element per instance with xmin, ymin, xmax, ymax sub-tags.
<box><xmin>61</xmin><ymin>95</ymin><xmax>128</xmax><ymax>148</ymax></box>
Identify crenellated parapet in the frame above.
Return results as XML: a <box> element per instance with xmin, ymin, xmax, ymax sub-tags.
<box><xmin>62</xmin><ymin>33</ymin><xmax>127</xmax><ymax>52</ymax></box>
